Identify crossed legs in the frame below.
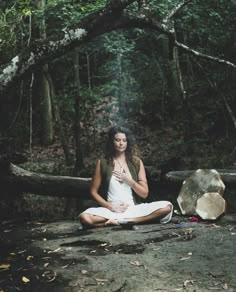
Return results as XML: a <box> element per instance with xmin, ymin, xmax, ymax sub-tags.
<box><xmin>79</xmin><ymin>204</ymin><xmax>173</xmax><ymax>228</ymax></box>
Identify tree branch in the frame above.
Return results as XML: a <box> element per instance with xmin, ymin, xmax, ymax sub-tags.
<box><xmin>193</xmin><ymin>59</ymin><xmax>236</xmax><ymax>130</ymax></box>
<box><xmin>0</xmin><ymin>0</ymin><xmax>137</xmax><ymax>95</ymax></box>
<box><xmin>164</xmin><ymin>0</ymin><xmax>193</xmax><ymax>24</ymax></box>
<box><xmin>175</xmin><ymin>40</ymin><xmax>236</xmax><ymax>69</ymax></box>
<box><xmin>0</xmin><ymin>0</ymin><xmax>235</xmax><ymax>96</ymax></box>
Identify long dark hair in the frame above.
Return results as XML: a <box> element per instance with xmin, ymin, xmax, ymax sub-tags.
<box><xmin>105</xmin><ymin>126</ymin><xmax>139</xmax><ymax>164</ymax></box>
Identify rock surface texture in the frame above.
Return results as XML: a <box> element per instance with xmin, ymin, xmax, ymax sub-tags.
<box><xmin>0</xmin><ymin>215</ymin><xmax>236</xmax><ymax>291</ymax></box>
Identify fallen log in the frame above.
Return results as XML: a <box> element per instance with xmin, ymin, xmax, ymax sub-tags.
<box><xmin>165</xmin><ymin>169</ymin><xmax>236</xmax><ymax>185</ymax></box>
<box><xmin>1</xmin><ymin>160</ymin><xmax>236</xmax><ymax>199</ymax></box>
<box><xmin>1</xmin><ymin>163</ymin><xmax>91</xmax><ymax>197</ymax></box>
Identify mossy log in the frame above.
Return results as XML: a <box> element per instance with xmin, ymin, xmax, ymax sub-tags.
<box><xmin>1</xmin><ymin>159</ymin><xmax>236</xmax><ymax>198</ymax></box>
<box><xmin>1</xmin><ymin>162</ymin><xmax>91</xmax><ymax>197</ymax></box>
<box><xmin>165</xmin><ymin>169</ymin><xmax>236</xmax><ymax>185</ymax></box>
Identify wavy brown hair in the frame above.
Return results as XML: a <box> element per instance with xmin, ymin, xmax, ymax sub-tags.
<box><xmin>104</xmin><ymin>126</ymin><xmax>139</xmax><ymax>165</ymax></box>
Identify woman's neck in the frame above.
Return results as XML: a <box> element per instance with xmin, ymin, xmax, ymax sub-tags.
<box><xmin>114</xmin><ymin>153</ymin><xmax>126</xmax><ymax>161</ymax></box>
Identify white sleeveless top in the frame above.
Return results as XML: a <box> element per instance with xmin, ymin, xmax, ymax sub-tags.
<box><xmin>107</xmin><ymin>175</ymin><xmax>136</xmax><ymax>206</ymax></box>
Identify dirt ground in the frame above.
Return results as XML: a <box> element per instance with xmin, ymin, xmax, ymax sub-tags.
<box><xmin>1</xmin><ymin>214</ymin><xmax>236</xmax><ymax>292</ymax></box>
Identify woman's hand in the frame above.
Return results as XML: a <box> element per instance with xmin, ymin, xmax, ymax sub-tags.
<box><xmin>112</xmin><ymin>170</ymin><xmax>131</xmax><ymax>184</ymax></box>
<box><xmin>113</xmin><ymin>159</ymin><xmax>148</xmax><ymax>199</ymax></box>
<box><xmin>111</xmin><ymin>201</ymin><xmax>129</xmax><ymax>213</ymax></box>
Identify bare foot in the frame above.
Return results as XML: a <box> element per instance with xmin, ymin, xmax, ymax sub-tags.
<box><xmin>105</xmin><ymin>219</ymin><xmax>120</xmax><ymax>226</ymax></box>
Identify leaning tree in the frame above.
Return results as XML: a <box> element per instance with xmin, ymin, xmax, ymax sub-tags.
<box><xmin>0</xmin><ymin>0</ymin><xmax>235</xmax><ymax>206</ymax></box>
<box><xmin>0</xmin><ymin>0</ymin><xmax>235</xmax><ymax>95</ymax></box>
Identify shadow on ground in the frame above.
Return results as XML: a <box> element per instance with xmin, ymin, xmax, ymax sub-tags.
<box><xmin>1</xmin><ymin>214</ymin><xmax>236</xmax><ymax>292</ymax></box>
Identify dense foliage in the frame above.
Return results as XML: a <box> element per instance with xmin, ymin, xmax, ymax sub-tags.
<box><xmin>0</xmin><ymin>0</ymin><xmax>235</xmax><ymax>171</ymax></box>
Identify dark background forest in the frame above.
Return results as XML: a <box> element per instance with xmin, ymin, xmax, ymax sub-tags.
<box><xmin>0</xmin><ymin>0</ymin><xmax>235</xmax><ymax>218</ymax></box>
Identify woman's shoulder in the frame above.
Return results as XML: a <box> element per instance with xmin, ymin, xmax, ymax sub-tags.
<box><xmin>99</xmin><ymin>157</ymin><xmax>113</xmax><ymax>173</ymax></box>
<box><xmin>133</xmin><ymin>156</ymin><xmax>142</xmax><ymax>165</ymax></box>
<box><xmin>99</xmin><ymin>157</ymin><xmax>108</xmax><ymax>165</ymax></box>
<box><xmin>95</xmin><ymin>157</ymin><xmax>106</xmax><ymax>164</ymax></box>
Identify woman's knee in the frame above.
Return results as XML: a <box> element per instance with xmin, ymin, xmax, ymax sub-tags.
<box><xmin>79</xmin><ymin>213</ymin><xmax>93</xmax><ymax>225</ymax></box>
<box><xmin>168</xmin><ymin>203</ymin><xmax>173</xmax><ymax>211</ymax></box>
<box><xmin>164</xmin><ymin>204</ymin><xmax>173</xmax><ymax>214</ymax></box>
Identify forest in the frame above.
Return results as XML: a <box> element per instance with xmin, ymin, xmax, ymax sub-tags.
<box><xmin>0</xmin><ymin>1</ymin><xmax>236</xmax><ymax>291</ymax></box>
<box><xmin>0</xmin><ymin>0</ymin><xmax>235</xmax><ymax>218</ymax></box>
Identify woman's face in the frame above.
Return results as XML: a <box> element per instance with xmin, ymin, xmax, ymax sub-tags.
<box><xmin>113</xmin><ymin>132</ymin><xmax>127</xmax><ymax>153</ymax></box>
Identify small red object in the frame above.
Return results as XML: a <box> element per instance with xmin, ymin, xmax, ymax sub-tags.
<box><xmin>189</xmin><ymin>217</ymin><xmax>199</xmax><ymax>222</ymax></box>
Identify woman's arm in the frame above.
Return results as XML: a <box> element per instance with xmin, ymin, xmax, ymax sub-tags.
<box><xmin>130</xmin><ymin>159</ymin><xmax>149</xmax><ymax>199</ymax></box>
<box><xmin>90</xmin><ymin>160</ymin><xmax>113</xmax><ymax>210</ymax></box>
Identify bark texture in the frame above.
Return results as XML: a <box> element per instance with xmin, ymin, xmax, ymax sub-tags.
<box><xmin>1</xmin><ymin>163</ymin><xmax>91</xmax><ymax>197</ymax></box>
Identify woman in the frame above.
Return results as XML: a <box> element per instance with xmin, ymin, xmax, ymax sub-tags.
<box><xmin>79</xmin><ymin>126</ymin><xmax>173</xmax><ymax>228</ymax></box>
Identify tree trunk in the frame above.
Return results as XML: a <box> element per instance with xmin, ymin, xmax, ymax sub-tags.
<box><xmin>73</xmin><ymin>48</ymin><xmax>84</xmax><ymax>175</ymax></box>
<box><xmin>36</xmin><ymin>0</ymin><xmax>54</xmax><ymax>145</ymax></box>
<box><xmin>64</xmin><ymin>48</ymin><xmax>85</xmax><ymax>217</ymax></box>
<box><xmin>86</xmin><ymin>51</ymin><xmax>92</xmax><ymax>91</ymax></box>
<box><xmin>159</xmin><ymin>35</ymin><xmax>181</xmax><ymax>108</ymax></box>
<box><xmin>38</xmin><ymin>69</ymin><xmax>54</xmax><ymax>145</ymax></box>
<box><xmin>29</xmin><ymin>74</ymin><xmax>34</xmax><ymax>152</ymax></box>
<box><xmin>46</xmin><ymin>72</ymin><xmax>73</xmax><ymax>165</ymax></box>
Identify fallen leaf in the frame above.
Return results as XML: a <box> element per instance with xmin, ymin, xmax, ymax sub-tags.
<box><xmin>48</xmin><ymin>247</ymin><xmax>61</xmax><ymax>254</ymax></box>
<box><xmin>130</xmin><ymin>261</ymin><xmax>142</xmax><ymax>267</ymax></box>
<box><xmin>0</xmin><ymin>264</ymin><xmax>10</xmax><ymax>270</ymax></box>
<box><xmin>22</xmin><ymin>276</ymin><xmax>30</xmax><ymax>283</ymax></box>
<box><xmin>180</xmin><ymin>256</ymin><xmax>191</xmax><ymax>261</ymax></box>
<box><xmin>183</xmin><ymin>279</ymin><xmax>194</xmax><ymax>287</ymax></box>
<box><xmin>228</xmin><ymin>227</ymin><xmax>235</xmax><ymax>232</ymax></box>
<box><xmin>62</xmin><ymin>263</ymin><xmax>71</xmax><ymax>269</ymax></box>
<box><xmin>95</xmin><ymin>278</ymin><xmax>109</xmax><ymax>282</ymax></box>
<box><xmin>172</xmin><ymin>232</ymin><xmax>181</xmax><ymax>237</ymax></box>
<box><xmin>211</xmin><ymin>224</ymin><xmax>221</xmax><ymax>228</ymax></box>
<box><xmin>26</xmin><ymin>256</ymin><xmax>34</xmax><ymax>261</ymax></box>
<box><xmin>42</xmin><ymin>271</ymin><xmax>57</xmax><ymax>282</ymax></box>
<box><xmin>44</xmin><ymin>263</ymin><xmax>49</xmax><ymax>268</ymax></box>
<box><xmin>222</xmin><ymin>283</ymin><xmax>228</xmax><ymax>290</ymax></box>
